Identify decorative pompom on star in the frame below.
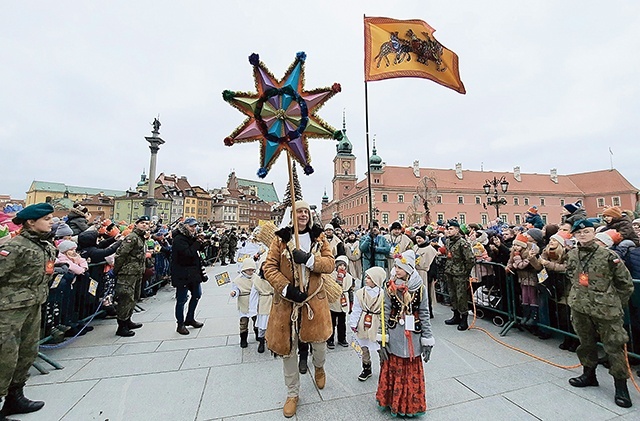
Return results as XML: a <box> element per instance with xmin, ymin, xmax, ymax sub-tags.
<box><xmin>222</xmin><ymin>52</ymin><xmax>341</xmax><ymax>178</ymax></box>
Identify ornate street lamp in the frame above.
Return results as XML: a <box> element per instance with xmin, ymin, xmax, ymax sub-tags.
<box><xmin>483</xmin><ymin>176</ymin><xmax>509</xmax><ymax>218</ymax></box>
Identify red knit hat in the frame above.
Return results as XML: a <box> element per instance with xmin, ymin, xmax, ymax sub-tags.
<box><xmin>527</xmin><ymin>206</ymin><xmax>538</xmax><ymax>215</ymax></box>
<box><xmin>605</xmin><ymin>229</ymin><xmax>623</xmax><ymax>245</ymax></box>
<box><xmin>513</xmin><ymin>233</ymin><xmax>529</xmax><ymax>248</ymax></box>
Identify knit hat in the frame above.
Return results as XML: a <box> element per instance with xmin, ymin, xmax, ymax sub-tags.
<box><xmin>550</xmin><ymin>231</ymin><xmax>571</xmax><ymax>246</ymax></box>
<box><xmin>365</xmin><ymin>266</ymin><xmax>386</xmax><ymax>288</ymax></box>
<box><xmin>241</xmin><ymin>258</ymin><xmax>256</xmax><ymax>273</ymax></box>
<box><xmin>390</xmin><ymin>221</ymin><xmax>402</xmax><ymax>231</ymax></box>
<box><xmin>564</xmin><ymin>202</ymin><xmax>581</xmax><ymax>214</ymax></box>
<box><xmin>633</xmin><ymin>218</ymin><xmax>640</xmax><ymax>226</ymax></box>
<box><xmin>526</xmin><ymin>228</ymin><xmax>544</xmax><ymax>245</ymax></box>
<box><xmin>604</xmin><ymin>229</ymin><xmax>623</xmax><ymax>245</ymax></box>
<box><xmin>55</xmin><ymin>223</ymin><xmax>74</xmax><ymax>238</ymax></box>
<box><xmin>527</xmin><ymin>206</ymin><xmax>538</xmax><ymax>215</ymax></box>
<box><xmin>394</xmin><ymin>249</ymin><xmax>416</xmax><ymax>275</ymax></box>
<box><xmin>595</xmin><ymin>232</ymin><xmax>614</xmax><ymax>248</ymax></box>
<box><xmin>293</xmin><ymin>200</ymin><xmax>312</xmax><ymax>229</ymax></box>
<box><xmin>603</xmin><ymin>206</ymin><xmax>623</xmax><ymax>219</ymax></box>
<box><xmin>335</xmin><ymin>255</ymin><xmax>348</xmax><ymax>267</ymax></box>
<box><xmin>415</xmin><ymin>230</ymin><xmax>427</xmax><ymax>240</ymax></box>
<box><xmin>513</xmin><ymin>233</ymin><xmax>529</xmax><ymax>248</ymax></box>
<box><xmin>13</xmin><ymin>203</ymin><xmax>54</xmax><ymax>225</ymax></box>
<box><xmin>324</xmin><ymin>223</ymin><xmax>334</xmax><ymax>231</ymax></box>
<box><xmin>58</xmin><ymin>240</ymin><xmax>78</xmax><ymax>253</ymax></box>
<box><xmin>571</xmin><ymin>219</ymin><xmax>594</xmax><ymax>233</ymax></box>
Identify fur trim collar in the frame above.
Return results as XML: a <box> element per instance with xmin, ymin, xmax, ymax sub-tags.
<box><xmin>276</xmin><ymin>223</ymin><xmax>324</xmax><ymax>243</ymax></box>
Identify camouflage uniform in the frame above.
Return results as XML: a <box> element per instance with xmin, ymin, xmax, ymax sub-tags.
<box><xmin>0</xmin><ymin>229</ymin><xmax>57</xmax><ymax>396</ymax></box>
<box><xmin>113</xmin><ymin>228</ymin><xmax>147</xmax><ymax>321</ymax></box>
<box><xmin>228</xmin><ymin>231</ymin><xmax>238</xmax><ymax>264</ymax></box>
<box><xmin>566</xmin><ymin>242</ymin><xmax>634</xmax><ymax>379</ymax></box>
<box><xmin>219</xmin><ymin>232</ymin><xmax>229</xmax><ymax>265</ymax></box>
<box><xmin>444</xmin><ymin>234</ymin><xmax>475</xmax><ymax>314</ymax></box>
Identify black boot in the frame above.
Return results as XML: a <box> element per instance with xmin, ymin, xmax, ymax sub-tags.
<box><xmin>116</xmin><ymin>320</ymin><xmax>135</xmax><ymax>337</ymax></box>
<box><xmin>445</xmin><ymin>310</ymin><xmax>461</xmax><ymax>325</ymax></box>
<box><xmin>257</xmin><ymin>337</ymin><xmax>265</xmax><ymax>353</ymax></box>
<box><xmin>614</xmin><ymin>379</ymin><xmax>632</xmax><ymax>408</ymax></box>
<box><xmin>457</xmin><ymin>313</ymin><xmax>469</xmax><ymax>331</ymax></box>
<box><xmin>127</xmin><ymin>318</ymin><xmax>143</xmax><ymax>329</ymax></box>
<box><xmin>569</xmin><ymin>366</ymin><xmax>599</xmax><ymax>387</ymax></box>
<box><xmin>298</xmin><ymin>357</ymin><xmax>308</xmax><ymax>374</ymax></box>
<box><xmin>358</xmin><ymin>362</ymin><xmax>372</xmax><ymax>381</ymax></box>
<box><xmin>240</xmin><ymin>331</ymin><xmax>248</xmax><ymax>348</ymax></box>
<box><xmin>1</xmin><ymin>386</ymin><xmax>44</xmax><ymax>416</ymax></box>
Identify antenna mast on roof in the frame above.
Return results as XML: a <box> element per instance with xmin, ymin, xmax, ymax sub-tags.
<box><xmin>609</xmin><ymin>147</ymin><xmax>614</xmax><ymax>170</ymax></box>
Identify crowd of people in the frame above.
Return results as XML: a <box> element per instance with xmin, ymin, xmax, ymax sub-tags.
<box><xmin>1</xmin><ymin>199</ymin><xmax>639</xmax><ymax>419</ymax></box>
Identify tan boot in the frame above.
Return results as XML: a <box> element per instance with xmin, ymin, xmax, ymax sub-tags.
<box><xmin>283</xmin><ymin>396</ymin><xmax>298</xmax><ymax>418</ymax></box>
<box><xmin>315</xmin><ymin>366</ymin><xmax>326</xmax><ymax>389</ymax></box>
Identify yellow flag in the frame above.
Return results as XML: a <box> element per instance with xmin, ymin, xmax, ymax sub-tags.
<box><xmin>364</xmin><ymin>16</ymin><xmax>465</xmax><ymax>94</ymax></box>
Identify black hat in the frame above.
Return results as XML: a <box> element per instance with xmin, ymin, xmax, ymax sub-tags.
<box><xmin>571</xmin><ymin>219</ymin><xmax>594</xmax><ymax>233</ymax></box>
<box><xmin>135</xmin><ymin>215</ymin><xmax>150</xmax><ymax>224</ymax></box>
<box><xmin>390</xmin><ymin>221</ymin><xmax>402</xmax><ymax>231</ymax></box>
<box><xmin>13</xmin><ymin>203</ymin><xmax>54</xmax><ymax>225</ymax></box>
<box><xmin>415</xmin><ymin>230</ymin><xmax>427</xmax><ymax>240</ymax></box>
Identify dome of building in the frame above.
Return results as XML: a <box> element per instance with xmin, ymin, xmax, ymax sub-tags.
<box><xmin>369</xmin><ymin>142</ymin><xmax>383</xmax><ymax>171</ymax></box>
<box><xmin>336</xmin><ymin>112</ymin><xmax>353</xmax><ymax>155</ymax></box>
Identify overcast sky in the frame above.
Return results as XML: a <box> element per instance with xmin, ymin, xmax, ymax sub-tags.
<box><xmin>3</xmin><ymin>1</ymin><xmax>639</xmax><ymax>206</ymax></box>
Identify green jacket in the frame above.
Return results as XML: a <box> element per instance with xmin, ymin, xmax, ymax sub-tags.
<box><xmin>566</xmin><ymin>242</ymin><xmax>634</xmax><ymax>320</ymax></box>
<box><xmin>444</xmin><ymin>234</ymin><xmax>475</xmax><ymax>277</ymax></box>
<box><xmin>114</xmin><ymin>228</ymin><xmax>147</xmax><ymax>276</ymax></box>
<box><xmin>0</xmin><ymin>229</ymin><xmax>57</xmax><ymax>310</ymax></box>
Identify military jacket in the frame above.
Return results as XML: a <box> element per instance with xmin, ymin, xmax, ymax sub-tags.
<box><xmin>113</xmin><ymin>228</ymin><xmax>147</xmax><ymax>276</ymax></box>
<box><xmin>444</xmin><ymin>234</ymin><xmax>475</xmax><ymax>277</ymax></box>
<box><xmin>566</xmin><ymin>242</ymin><xmax>634</xmax><ymax>320</ymax></box>
<box><xmin>0</xmin><ymin>229</ymin><xmax>57</xmax><ymax>310</ymax></box>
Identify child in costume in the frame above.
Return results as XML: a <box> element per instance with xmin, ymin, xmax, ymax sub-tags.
<box><xmin>230</xmin><ymin>259</ymin><xmax>259</xmax><ymax>348</ymax></box>
<box><xmin>250</xmin><ymin>255</ymin><xmax>274</xmax><ymax>353</ymax></box>
<box><xmin>328</xmin><ymin>255</ymin><xmax>354</xmax><ymax>349</ymax></box>
<box><xmin>507</xmin><ymin>234</ymin><xmax>541</xmax><ymax>333</ymax></box>
<box><xmin>349</xmin><ymin>266</ymin><xmax>386</xmax><ymax>381</ymax></box>
<box><xmin>376</xmin><ymin>250</ymin><xmax>434</xmax><ymax>417</ymax></box>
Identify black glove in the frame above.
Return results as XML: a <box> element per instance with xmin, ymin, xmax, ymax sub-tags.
<box><xmin>422</xmin><ymin>345</ymin><xmax>433</xmax><ymax>363</ymax></box>
<box><xmin>285</xmin><ymin>285</ymin><xmax>308</xmax><ymax>303</ymax></box>
<box><xmin>377</xmin><ymin>345</ymin><xmax>389</xmax><ymax>363</ymax></box>
<box><xmin>292</xmin><ymin>249</ymin><xmax>311</xmax><ymax>264</ymax></box>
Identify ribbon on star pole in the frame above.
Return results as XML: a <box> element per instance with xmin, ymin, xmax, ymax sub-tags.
<box><xmin>222</xmin><ymin>52</ymin><xmax>342</xmax><ymax>287</ymax></box>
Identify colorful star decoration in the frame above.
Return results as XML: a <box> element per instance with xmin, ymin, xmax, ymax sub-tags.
<box><xmin>222</xmin><ymin>52</ymin><xmax>342</xmax><ymax>178</ymax></box>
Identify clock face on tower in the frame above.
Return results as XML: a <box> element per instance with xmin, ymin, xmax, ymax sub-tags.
<box><xmin>342</xmin><ymin>161</ymin><xmax>351</xmax><ymax>170</ymax></box>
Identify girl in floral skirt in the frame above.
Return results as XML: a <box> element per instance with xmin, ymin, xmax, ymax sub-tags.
<box><xmin>376</xmin><ymin>249</ymin><xmax>435</xmax><ymax>417</ymax></box>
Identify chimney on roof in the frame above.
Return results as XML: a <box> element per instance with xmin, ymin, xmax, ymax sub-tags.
<box><xmin>514</xmin><ymin>166</ymin><xmax>521</xmax><ymax>182</ymax></box>
<box><xmin>550</xmin><ymin>168</ymin><xmax>558</xmax><ymax>184</ymax></box>
<box><xmin>455</xmin><ymin>163</ymin><xmax>463</xmax><ymax>180</ymax></box>
<box><xmin>412</xmin><ymin>160</ymin><xmax>420</xmax><ymax>177</ymax></box>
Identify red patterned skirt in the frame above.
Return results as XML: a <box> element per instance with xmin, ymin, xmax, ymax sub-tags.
<box><xmin>376</xmin><ymin>354</ymin><xmax>426</xmax><ymax>417</ymax></box>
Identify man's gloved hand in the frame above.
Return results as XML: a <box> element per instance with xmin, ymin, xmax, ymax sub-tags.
<box><xmin>377</xmin><ymin>345</ymin><xmax>389</xmax><ymax>362</ymax></box>
<box><xmin>292</xmin><ymin>249</ymin><xmax>311</xmax><ymax>264</ymax></box>
<box><xmin>285</xmin><ymin>285</ymin><xmax>308</xmax><ymax>303</ymax></box>
<box><xmin>422</xmin><ymin>345</ymin><xmax>433</xmax><ymax>363</ymax></box>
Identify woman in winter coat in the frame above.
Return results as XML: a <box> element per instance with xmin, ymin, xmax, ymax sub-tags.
<box><xmin>602</xmin><ymin>206</ymin><xmax>640</xmax><ymax>246</ymax></box>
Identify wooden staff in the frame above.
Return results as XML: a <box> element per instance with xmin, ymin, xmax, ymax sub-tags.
<box><xmin>286</xmin><ymin>152</ymin><xmax>304</xmax><ymax>292</ymax></box>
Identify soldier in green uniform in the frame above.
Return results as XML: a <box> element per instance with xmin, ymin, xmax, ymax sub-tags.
<box><xmin>228</xmin><ymin>228</ymin><xmax>238</xmax><ymax>264</ymax></box>
<box><xmin>566</xmin><ymin>219</ymin><xmax>635</xmax><ymax>408</ymax></box>
<box><xmin>219</xmin><ymin>230</ymin><xmax>229</xmax><ymax>266</ymax></box>
<box><xmin>113</xmin><ymin>215</ymin><xmax>150</xmax><ymax>337</ymax></box>
<box><xmin>443</xmin><ymin>219</ymin><xmax>475</xmax><ymax>331</ymax></box>
<box><xmin>0</xmin><ymin>203</ymin><xmax>56</xmax><ymax>419</ymax></box>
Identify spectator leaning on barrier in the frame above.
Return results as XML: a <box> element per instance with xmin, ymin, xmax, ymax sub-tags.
<box><xmin>566</xmin><ymin>219</ymin><xmax>635</xmax><ymax>408</ymax></box>
<box><xmin>0</xmin><ymin>203</ymin><xmax>56</xmax><ymax>418</ymax></box>
<box><xmin>113</xmin><ymin>215</ymin><xmax>150</xmax><ymax>337</ymax></box>
<box><xmin>171</xmin><ymin>217</ymin><xmax>205</xmax><ymax>335</ymax></box>
<box><xmin>66</xmin><ymin>203</ymin><xmax>92</xmax><ymax>236</ymax></box>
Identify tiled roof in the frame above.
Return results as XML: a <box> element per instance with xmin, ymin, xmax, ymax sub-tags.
<box><xmin>566</xmin><ymin>169</ymin><xmax>637</xmax><ymax>194</ymax></box>
<box><xmin>236</xmin><ymin>178</ymin><xmax>279</xmax><ymax>203</ymax></box>
<box><xmin>29</xmin><ymin>181</ymin><xmax>125</xmax><ymax>197</ymax></box>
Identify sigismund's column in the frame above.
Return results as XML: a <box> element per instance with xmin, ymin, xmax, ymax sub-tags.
<box><xmin>143</xmin><ymin>117</ymin><xmax>165</xmax><ymax>217</ymax></box>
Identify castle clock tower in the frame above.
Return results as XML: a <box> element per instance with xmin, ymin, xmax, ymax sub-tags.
<box><xmin>332</xmin><ymin>114</ymin><xmax>357</xmax><ymax>201</ymax></box>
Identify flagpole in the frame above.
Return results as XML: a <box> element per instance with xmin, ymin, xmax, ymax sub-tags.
<box><xmin>364</xmin><ymin>15</ymin><xmax>374</xmax><ymax>226</ymax></box>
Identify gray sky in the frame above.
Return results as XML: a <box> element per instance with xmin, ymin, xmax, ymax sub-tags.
<box><xmin>3</xmin><ymin>1</ymin><xmax>639</xmax><ymax>206</ymax></box>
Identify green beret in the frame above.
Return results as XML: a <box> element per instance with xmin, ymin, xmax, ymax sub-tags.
<box><xmin>446</xmin><ymin>219</ymin><xmax>460</xmax><ymax>229</ymax></box>
<box><xmin>135</xmin><ymin>215</ymin><xmax>150</xmax><ymax>224</ymax></box>
<box><xmin>571</xmin><ymin>219</ymin><xmax>594</xmax><ymax>233</ymax></box>
<box><xmin>13</xmin><ymin>203</ymin><xmax>54</xmax><ymax>224</ymax></box>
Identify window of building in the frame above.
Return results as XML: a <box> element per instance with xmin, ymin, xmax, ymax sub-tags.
<box><xmin>374</xmin><ymin>178</ymin><xmax>380</xmax><ymax>183</ymax></box>
<box><xmin>540</xmin><ymin>198</ymin><xmax>545</xmax><ymax>206</ymax></box>
<box><xmin>560</xmin><ymin>199</ymin><xmax>565</xmax><ymax>207</ymax></box>
<box><xmin>524</xmin><ymin>197</ymin><xmax>529</xmax><ymax>206</ymax></box>
<box><xmin>597</xmin><ymin>197</ymin><xmax>605</xmax><ymax>207</ymax></box>
<box><xmin>514</xmin><ymin>197</ymin><xmax>519</xmax><ymax>206</ymax></box>
<box><xmin>398</xmin><ymin>213</ymin><xmax>405</xmax><ymax>223</ymax></box>
<box><xmin>515</xmin><ymin>214</ymin><xmax>521</xmax><ymax>225</ymax></box>
<box><xmin>45</xmin><ymin>196</ymin><xmax>52</xmax><ymax>203</ymax></box>
<box><xmin>436</xmin><ymin>195</ymin><xmax>442</xmax><ymax>204</ymax></box>
<box><xmin>457</xmin><ymin>196</ymin><xmax>464</xmax><ymax>204</ymax></box>
<box><xmin>481</xmin><ymin>214</ymin><xmax>488</xmax><ymax>226</ymax></box>
<box><xmin>475</xmin><ymin>196</ymin><xmax>481</xmax><ymax>205</ymax></box>
<box><xmin>459</xmin><ymin>214</ymin><xmax>466</xmax><ymax>224</ymax></box>
<box><xmin>612</xmin><ymin>196</ymin><xmax>621</xmax><ymax>207</ymax></box>
<box><xmin>437</xmin><ymin>213</ymin><xmax>444</xmax><ymax>222</ymax></box>
<box><xmin>398</xmin><ymin>194</ymin><xmax>404</xmax><ymax>203</ymax></box>
<box><xmin>542</xmin><ymin>214</ymin><xmax>547</xmax><ymax>224</ymax></box>
<box><xmin>382</xmin><ymin>213</ymin><xmax>389</xmax><ymax>225</ymax></box>
<box><xmin>500</xmin><ymin>214</ymin><xmax>508</xmax><ymax>224</ymax></box>
<box><xmin>382</xmin><ymin>194</ymin><xmax>388</xmax><ymax>203</ymax></box>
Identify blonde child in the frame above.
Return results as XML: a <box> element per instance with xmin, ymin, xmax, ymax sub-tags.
<box><xmin>328</xmin><ymin>255</ymin><xmax>353</xmax><ymax>349</ymax></box>
<box><xmin>349</xmin><ymin>266</ymin><xmax>386</xmax><ymax>381</ymax></box>
<box><xmin>376</xmin><ymin>250</ymin><xmax>434</xmax><ymax>417</ymax></box>
<box><xmin>230</xmin><ymin>259</ymin><xmax>259</xmax><ymax>348</ymax></box>
<box><xmin>251</xmin><ymin>255</ymin><xmax>274</xmax><ymax>353</ymax></box>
